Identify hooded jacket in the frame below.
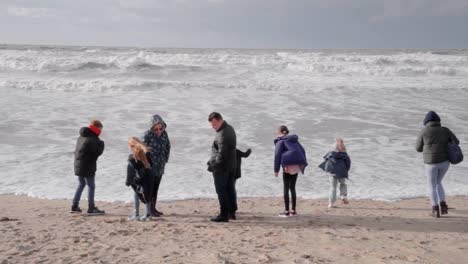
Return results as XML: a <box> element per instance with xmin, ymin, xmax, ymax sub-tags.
<box><xmin>274</xmin><ymin>134</ymin><xmax>307</xmax><ymax>173</ymax></box>
<box><xmin>416</xmin><ymin>120</ymin><xmax>459</xmax><ymax>164</ymax></box>
<box><xmin>143</xmin><ymin>115</ymin><xmax>171</xmax><ymax>176</ymax></box>
<box><xmin>319</xmin><ymin>151</ymin><xmax>351</xmax><ymax>178</ymax></box>
<box><xmin>74</xmin><ymin>127</ymin><xmax>105</xmax><ymax>177</ymax></box>
<box><xmin>208</xmin><ymin>121</ymin><xmax>237</xmax><ymax>174</ymax></box>
<box><xmin>126</xmin><ymin>153</ymin><xmax>154</xmax><ymax>204</ymax></box>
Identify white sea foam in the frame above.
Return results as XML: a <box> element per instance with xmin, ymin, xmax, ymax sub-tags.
<box><xmin>0</xmin><ymin>45</ymin><xmax>467</xmax><ymax>203</ymax></box>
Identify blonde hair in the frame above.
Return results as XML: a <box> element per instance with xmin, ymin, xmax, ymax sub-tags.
<box><xmin>335</xmin><ymin>138</ymin><xmax>347</xmax><ymax>152</ymax></box>
<box><xmin>128</xmin><ymin>137</ymin><xmax>151</xmax><ymax>169</ymax></box>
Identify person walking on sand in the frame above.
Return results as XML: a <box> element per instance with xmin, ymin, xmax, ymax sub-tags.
<box><xmin>126</xmin><ymin>137</ymin><xmax>154</xmax><ymax>221</ymax></box>
<box><xmin>143</xmin><ymin>115</ymin><xmax>171</xmax><ymax>217</ymax></box>
<box><xmin>207</xmin><ymin>112</ymin><xmax>237</xmax><ymax>222</ymax></box>
<box><xmin>274</xmin><ymin>125</ymin><xmax>307</xmax><ymax>217</ymax></box>
<box><xmin>71</xmin><ymin>120</ymin><xmax>105</xmax><ymax>215</ymax></box>
<box><xmin>416</xmin><ymin>111</ymin><xmax>460</xmax><ymax>218</ymax></box>
<box><xmin>319</xmin><ymin>138</ymin><xmax>351</xmax><ymax>208</ymax></box>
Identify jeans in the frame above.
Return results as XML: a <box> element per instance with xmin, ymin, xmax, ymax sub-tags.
<box><xmin>425</xmin><ymin>161</ymin><xmax>450</xmax><ymax>206</ymax></box>
<box><xmin>72</xmin><ymin>176</ymin><xmax>95</xmax><ymax>208</ymax></box>
<box><xmin>329</xmin><ymin>176</ymin><xmax>347</xmax><ymax>203</ymax></box>
<box><xmin>133</xmin><ymin>192</ymin><xmax>151</xmax><ymax>217</ymax></box>
<box><xmin>213</xmin><ymin>170</ymin><xmax>236</xmax><ymax>218</ymax></box>
<box><xmin>283</xmin><ymin>173</ymin><xmax>298</xmax><ymax>211</ymax></box>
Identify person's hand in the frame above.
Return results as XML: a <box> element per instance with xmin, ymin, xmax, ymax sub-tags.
<box><xmin>274</xmin><ymin>172</ymin><xmax>278</xmax><ymax>177</ymax></box>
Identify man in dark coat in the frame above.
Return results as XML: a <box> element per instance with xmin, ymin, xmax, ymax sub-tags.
<box><xmin>207</xmin><ymin>112</ymin><xmax>237</xmax><ymax>222</ymax></box>
<box><xmin>71</xmin><ymin>120</ymin><xmax>105</xmax><ymax>215</ymax></box>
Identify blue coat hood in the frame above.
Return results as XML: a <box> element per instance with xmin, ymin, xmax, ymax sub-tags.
<box><xmin>423</xmin><ymin>111</ymin><xmax>440</xmax><ymax>126</ymax></box>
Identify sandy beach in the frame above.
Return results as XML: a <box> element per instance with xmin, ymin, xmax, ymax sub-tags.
<box><xmin>1</xmin><ymin>195</ymin><xmax>467</xmax><ymax>263</ymax></box>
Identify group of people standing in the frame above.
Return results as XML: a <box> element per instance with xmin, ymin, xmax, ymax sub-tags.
<box><xmin>71</xmin><ymin>110</ymin><xmax>461</xmax><ymax>221</ymax></box>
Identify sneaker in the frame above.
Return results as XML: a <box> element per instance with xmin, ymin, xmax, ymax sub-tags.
<box><xmin>140</xmin><ymin>215</ymin><xmax>152</xmax><ymax>222</ymax></box>
<box><xmin>289</xmin><ymin>210</ymin><xmax>298</xmax><ymax>217</ymax></box>
<box><xmin>278</xmin><ymin>211</ymin><xmax>290</xmax><ymax>217</ymax></box>
<box><xmin>127</xmin><ymin>215</ymin><xmax>140</xmax><ymax>221</ymax></box>
<box><xmin>341</xmin><ymin>197</ymin><xmax>349</xmax><ymax>204</ymax></box>
<box><xmin>155</xmin><ymin>209</ymin><xmax>164</xmax><ymax>216</ymax></box>
<box><xmin>70</xmin><ymin>205</ymin><xmax>82</xmax><ymax>213</ymax></box>
<box><xmin>87</xmin><ymin>207</ymin><xmax>105</xmax><ymax>215</ymax></box>
<box><xmin>328</xmin><ymin>203</ymin><xmax>336</xmax><ymax>208</ymax></box>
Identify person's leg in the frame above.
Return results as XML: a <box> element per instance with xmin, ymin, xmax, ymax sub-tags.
<box><xmin>329</xmin><ymin>176</ymin><xmax>338</xmax><ymax>205</ymax></box>
<box><xmin>213</xmin><ymin>171</ymin><xmax>230</xmax><ymax>219</ymax></box>
<box><xmin>227</xmin><ymin>175</ymin><xmax>237</xmax><ymax>217</ymax></box>
<box><xmin>72</xmin><ymin>176</ymin><xmax>86</xmax><ymax>207</ymax></box>
<box><xmin>290</xmin><ymin>174</ymin><xmax>298</xmax><ymax>212</ymax></box>
<box><xmin>436</xmin><ymin>161</ymin><xmax>449</xmax><ymax>205</ymax></box>
<box><xmin>85</xmin><ymin>177</ymin><xmax>96</xmax><ymax>209</ymax></box>
<box><xmin>151</xmin><ymin>171</ymin><xmax>163</xmax><ymax>215</ymax></box>
<box><xmin>339</xmin><ymin>178</ymin><xmax>348</xmax><ymax>203</ymax></box>
<box><xmin>425</xmin><ymin>164</ymin><xmax>439</xmax><ymax>206</ymax></box>
<box><xmin>282</xmin><ymin>173</ymin><xmax>290</xmax><ymax>212</ymax></box>
<box><xmin>133</xmin><ymin>191</ymin><xmax>140</xmax><ymax>217</ymax></box>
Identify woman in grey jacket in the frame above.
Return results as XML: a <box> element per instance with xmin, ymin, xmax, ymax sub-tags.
<box><xmin>416</xmin><ymin>111</ymin><xmax>460</xmax><ymax>218</ymax></box>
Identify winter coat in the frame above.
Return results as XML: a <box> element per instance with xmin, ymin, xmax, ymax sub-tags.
<box><xmin>143</xmin><ymin>115</ymin><xmax>171</xmax><ymax>176</ymax></box>
<box><xmin>274</xmin><ymin>134</ymin><xmax>307</xmax><ymax>173</ymax></box>
<box><xmin>416</xmin><ymin>121</ymin><xmax>460</xmax><ymax>164</ymax></box>
<box><xmin>126</xmin><ymin>154</ymin><xmax>154</xmax><ymax>204</ymax></box>
<box><xmin>235</xmin><ymin>149</ymin><xmax>251</xmax><ymax>179</ymax></box>
<box><xmin>208</xmin><ymin>121</ymin><xmax>237</xmax><ymax>174</ymax></box>
<box><xmin>318</xmin><ymin>151</ymin><xmax>351</xmax><ymax>179</ymax></box>
<box><xmin>74</xmin><ymin>127</ymin><xmax>105</xmax><ymax>177</ymax></box>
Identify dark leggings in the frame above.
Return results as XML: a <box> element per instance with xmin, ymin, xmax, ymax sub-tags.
<box><xmin>283</xmin><ymin>172</ymin><xmax>298</xmax><ymax>211</ymax></box>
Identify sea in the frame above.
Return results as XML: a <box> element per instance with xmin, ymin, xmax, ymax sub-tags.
<box><xmin>1</xmin><ymin>44</ymin><xmax>467</xmax><ymax>203</ymax></box>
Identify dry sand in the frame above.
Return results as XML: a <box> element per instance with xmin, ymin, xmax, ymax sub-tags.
<box><xmin>1</xmin><ymin>195</ymin><xmax>467</xmax><ymax>264</ymax></box>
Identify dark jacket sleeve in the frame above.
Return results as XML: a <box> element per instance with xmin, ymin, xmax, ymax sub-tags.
<box><xmin>274</xmin><ymin>141</ymin><xmax>285</xmax><ymax>173</ymax></box>
<box><xmin>345</xmin><ymin>154</ymin><xmax>351</xmax><ymax>171</ymax></box>
<box><xmin>164</xmin><ymin>134</ymin><xmax>171</xmax><ymax>163</ymax></box>
<box><xmin>416</xmin><ymin>130</ymin><xmax>424</xmax><ymax>152</ymax></box>
<box><xmin>126</xmin><ymin>160</ymin><xmax>136</xmax><ymax>186</ymax></box>
<box><xmin>212</xmin><ymin>130</ymin><xmax>230</xmax><ymax>170</ymax></box>
<box><xmin>237</xmin><ymin>149</ymin><xmax>251</xmax><ymax>158</ymax></box>
<box><xmin>446</xmin><ymin>128</ymin><xmax>460</xmax><ymax>145</ymax></box>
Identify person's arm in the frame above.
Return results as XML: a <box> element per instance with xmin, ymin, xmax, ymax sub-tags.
<box><xmin>345</xmin><ymin>155</ymin><xmax>351</xmax><ymax>171</ymax></box>
<box><xmin>446</xmin><ymin>128</ymin><xmax>460</xmax><ymax>145</ymax></box>
<box><xmin>237</xmin><ymin>148</ymin><xmax>252</xmax><ymax>158</ymax></box>
<box><xmin>274</xmin><ymin>141</ymin><xmax>284</xmax><ymax>173</ymax></box>
<box><xmin>416</xmin><ymin>130</ymin><xmax>424</xmax><ymax>152</ymax></box>
<box><xmin>213</xmin><ymin>131</ymin><xmax>230</xmax><ymax>170</ymax></box>
<box><xmin>164</xmin><ymin>133</ymin><xmax>171</xmax><ymax>163</ymax></box>
<box><xmin>126</xmin><ymin>160</ymin><xmax>136</xmax><ymax>186</ymax></box>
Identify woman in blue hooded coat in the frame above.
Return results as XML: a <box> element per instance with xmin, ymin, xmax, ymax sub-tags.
<box><xmin>274</xmin><ymin>125</ymin><xmax>307</xmax><ymax>217</ymax></box>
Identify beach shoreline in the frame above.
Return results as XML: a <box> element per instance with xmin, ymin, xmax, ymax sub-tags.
<box><xmin>1</xmin><ymin>194</ymin><xmax>467</xmax><ymax>263</ymax></box>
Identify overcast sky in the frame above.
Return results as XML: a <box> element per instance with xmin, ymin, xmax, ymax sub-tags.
<box><xmin>1</xmin><ymin>0</ymin><xmax>467</xmax><ymax>49</ymax></box>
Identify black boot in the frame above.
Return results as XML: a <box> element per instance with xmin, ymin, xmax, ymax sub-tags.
<box><xmin>440</xmin><ymin>201</ymin><xmax>448</xmax><ymax>215</ymax></box>
<box><xmin>432</xmin><ymin>205</ymin><xmax>440</xmax><ymax>218</ymax></box>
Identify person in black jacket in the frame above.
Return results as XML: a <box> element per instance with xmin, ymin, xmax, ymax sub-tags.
<box><xmin>207</xmin><ymin>112</ymin><xmax>237</xmax><ymax>222</ymax></box>
<box><xmin>126</xmin><ymin>137</ymin><xmax>154</xmax><ymax>221</ymax></box>
<box><xmin>231</xmin><ymin>148</ymin><xmax>251</xmax><ymax>214</ymax></box>
<box><xmin>71</xmin><ymin>120</ymin><xmax>105</xmax><ymax>215</ymax></box>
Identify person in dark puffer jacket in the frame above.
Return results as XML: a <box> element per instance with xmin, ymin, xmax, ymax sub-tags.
<box><xmin>274</xmin><ymin>125</ymin><xmax>307</xmax><ymax>217</ymax></box>
<box><xmin>71</xmin><ymin>120</ymin><xmax>105</xmax><ymax>215</ymax></box>
<box><xmin>416</xmin><ymin>111</ymin><xmax>460</xmax><ymax>218</ymax></box>
<box><xmin>143</xmin><ymin>114</ymin><xmax>171</xmax><ymax>217</ymax></box>
<box><xmin>319</xmin><ymin>138</ymin><xmax>351</xmax><ymax>208</ymax></box>
<box><xmin>126</xmin><ymin>137</ymin><xmax>154</xmax><ymax>221</ymax></box>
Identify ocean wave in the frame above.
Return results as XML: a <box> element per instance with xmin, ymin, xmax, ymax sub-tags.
<box><xmin>0</xmin><ymin>47</ymin><xmax>467</xmax><ymax>78</ymax></box>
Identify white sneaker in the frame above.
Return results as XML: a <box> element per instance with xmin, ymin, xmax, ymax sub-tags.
<box><xmin>127</xmin><ymin>215</ymin><xmax>140</xmax><ymax>221</ymax></box>
<box><xmin>140</xmin><ymin>215</ymin><xmax>152</xmax><ymax>222</ymax></box>
<box><xmin>328</xmin><ymin>203</ymin><xmax>336</xmax><ymax>208</ymax></box>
